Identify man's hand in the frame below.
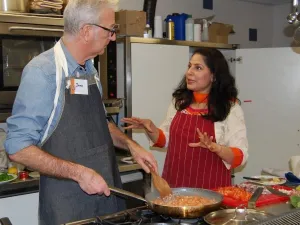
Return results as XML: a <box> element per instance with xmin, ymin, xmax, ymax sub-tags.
<box><xmin>77</xmin><ymin>167</ymin><xmax>110</xmax><ymax>196</ymax></box>
<box><xmin>128</xmin><ymin>141</ymin><xmax>158</xmax><ymax>174</ymax></box>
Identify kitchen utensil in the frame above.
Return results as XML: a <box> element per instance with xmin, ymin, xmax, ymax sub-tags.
<box><xmin>248</xmin><ymin>186</ymin><xmax>263</xmax><ymax>209</ymax></box>
<box><xmin>243</xmin><ymin>176</ymin><xmax>284</xmax><ymax>182</ymax></box>
<box><xmin>0</xmin><ymin>0</ymin><xmax>29</xmax><ymax>13</ymax></box>
<box><xmin>264</xmin><ymin>186</ymin><xmax>290</xmax><ymax>197</ymax></box>
<box><xmin>287</xmin><ymin>0</ymin><xmax>299</xmax><ymax>24</ymax></box>
<box><xmin>145</xmin><ymin>161</ymin><xmax>172</xmax><ymax>198</ymax></box>
<box><xmin>204</xmin><ymin>206</ymin><xmax>273</xmax><ymax>225</ymax></box>
<box><xmin>109</xmin><ymin>186</ymin><xmax>223</xmax><ymax>218</ymax></box>
<box><xmin>243</xmin><ymin>175</ymin><xmax>286</xmax><ymax>185</ymax></box>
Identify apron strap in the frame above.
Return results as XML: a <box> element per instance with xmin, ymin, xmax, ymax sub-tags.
<box><xmin>41</xmin><ymin>41</ymin><xmax>69</xmax><ymax>143</ymax></box>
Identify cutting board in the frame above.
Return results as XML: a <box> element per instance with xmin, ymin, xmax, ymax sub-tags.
<box><xmin>220</xmin><ymin>185</ymin><xmax>292</xmax><ymax>208</ymax></box>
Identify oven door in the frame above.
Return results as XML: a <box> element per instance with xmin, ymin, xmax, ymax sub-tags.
<box><xmin>0</xmin><ymin>35</ymin><xmax>59</xmax><ymax>90</ymax></box>
<box><xmin>0</xmin><ymin>22</ymin><xmax>63</xmax><ymax>122</ymax></box>
<box><xmin>0</xmin><ymin>22</ymin><xmax>63</xmax><ymax>91</ymax></box>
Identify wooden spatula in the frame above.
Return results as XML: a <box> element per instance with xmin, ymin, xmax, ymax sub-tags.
<box><xmin>145</xmin><ymin>161</ymin><xmax>173</xmax><ymax>198</ymax></box>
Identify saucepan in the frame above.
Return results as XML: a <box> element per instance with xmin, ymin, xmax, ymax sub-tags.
<box><xmin>109</xmin><ymin>186</ymin><xmax>223</xmax><ymax>218</ymax></box>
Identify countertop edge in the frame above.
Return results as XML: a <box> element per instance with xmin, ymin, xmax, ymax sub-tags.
<box><xmin>0</xmin><ymin>163</ymin><xmax>142</xmax><ymax>198</ymax></box>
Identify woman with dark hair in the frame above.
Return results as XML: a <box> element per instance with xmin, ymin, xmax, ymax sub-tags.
<box><xmin>122</xmin><ymin>48</ymin><xmax>248</xmax><ymax>189</ymax></box>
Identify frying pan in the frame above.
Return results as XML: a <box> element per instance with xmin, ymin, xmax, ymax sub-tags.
<box><xmin>109</xmin><ymin>186</ymin><xmax>223</xmax><ymax>218</ymax></box>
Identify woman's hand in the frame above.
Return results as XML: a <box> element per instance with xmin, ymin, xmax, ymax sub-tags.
<box><xmin>188</xmin><ymin>128</ymin><xmax>221</xmax><ymax>153</ymax></box>
<box><xmin>121</xmin><ymin>117</ymin><xmax>156</xmax><ymax>133</ymax></box>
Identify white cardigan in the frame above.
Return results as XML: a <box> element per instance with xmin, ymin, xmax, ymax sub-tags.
<box><xmin>154</xmin><ymin>102</ymin><xmax>249</xmax><ymax>169</ymax></box>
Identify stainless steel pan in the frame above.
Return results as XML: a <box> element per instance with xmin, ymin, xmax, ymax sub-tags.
<box><xmin>109</xmin><ymin>186</ymin><xmax>223</xmax><ymax>218</ymax></box>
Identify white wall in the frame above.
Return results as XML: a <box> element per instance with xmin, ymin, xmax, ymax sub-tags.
<box><xmin>118</xmin><ymin>0</ymin><xmax>295</xmax><ymax>48</ymax></box>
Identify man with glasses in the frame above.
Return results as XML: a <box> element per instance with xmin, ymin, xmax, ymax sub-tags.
<box><xmin>4</xmin><ymin>0</ymin><xmax>158</xmax><ymax>224</ymax></box>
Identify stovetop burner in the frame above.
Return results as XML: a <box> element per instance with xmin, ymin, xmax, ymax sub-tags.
<box><xmin>71</xmin><ymin>206</ymin><xmax>209</xmax><ymax>225</ymax></box>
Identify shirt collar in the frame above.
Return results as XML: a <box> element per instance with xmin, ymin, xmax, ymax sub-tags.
<box><xmin>59</xmin><ymin>39</ymin><xmax>88</xmax><ymax>76</ymax></box>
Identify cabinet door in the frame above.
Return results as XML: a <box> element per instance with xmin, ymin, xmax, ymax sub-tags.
<box><xmin>234</xmin><ymin>47</ymin><xmax>300</xmax><ymax>184</ymax></box>
<box><xmin>0</xmin><ymin>193</ymin><xmax>39</xmax><ymax>225</ymax></box>
<box><xmin>131</xmin><ymin>43</ymin><xmax>189</xmax><ymax>176</ymax></box>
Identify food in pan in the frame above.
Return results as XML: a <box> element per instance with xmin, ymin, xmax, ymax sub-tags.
<box><xmin>152</xmin><ymin>195</ymin><xmax>216</xmax><ymax>207</ymax></box>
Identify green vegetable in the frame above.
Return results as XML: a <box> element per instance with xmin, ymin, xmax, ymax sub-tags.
<box><xmin>290</xmin><ymin>195</ymin><xmax>300</xmax><ymax>208</ymax></box>
<box><xmin>0</xmin><ymin>173</ymin><xmax>14</xmax><ymax>182</ymax></box>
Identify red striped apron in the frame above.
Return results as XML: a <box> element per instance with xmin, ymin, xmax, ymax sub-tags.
<box><xmin>162</xmin><ymin>111</ymin><xmax>231</xmax><ymax>189</ymax></box>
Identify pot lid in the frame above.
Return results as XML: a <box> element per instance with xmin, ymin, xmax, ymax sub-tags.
<box><xmin>204</xmin><ymin>207</ymin><xmax>273</xmax><ymax>225</ymax></box>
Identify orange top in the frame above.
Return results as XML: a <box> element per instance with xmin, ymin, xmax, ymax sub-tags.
<box><xmin>193</xmin><ymin>92</ymin><xmax>208</xmax><ymax>103</ymax></box>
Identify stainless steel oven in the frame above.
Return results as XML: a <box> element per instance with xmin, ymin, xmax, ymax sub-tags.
<box><xmin>0</xmin><ymin>12</ymin><xmax>63</xmax><ymax>122</ymax></box>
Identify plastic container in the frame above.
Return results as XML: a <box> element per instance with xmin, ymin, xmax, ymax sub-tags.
<box><xmin>154</xmin><ymin>16</ymin><xmax>163</xmax><ymax>38</ymax></box>
<box><xmin>165</xmin><ymin>13</ymin><xmax>188</xmax><ymax>40</ymax></box>
<box><xmin>202</xmin><ymin>19</ymin><xmax>209</xmax><ymax>42</ymax></box>
<box><xmin>185</xmin><ymin>15</ymin><xmax>194</xmax><ymax>41</ymax></box>
<box><xmin>194</xmin><ymin>24</ymin><xmax>201</xmax><ymax>42</ymax></box>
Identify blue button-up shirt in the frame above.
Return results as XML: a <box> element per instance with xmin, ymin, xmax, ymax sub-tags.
<box><xmin>5</xmin><ymin>39</ymin><xmax>102</xmax><ymax>154</ymax></box>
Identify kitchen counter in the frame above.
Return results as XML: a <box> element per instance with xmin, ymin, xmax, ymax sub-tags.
<box><xmin>0</xmin><ymin>159</ymin><xmax>142</xmax><ymax>199</ymax></box>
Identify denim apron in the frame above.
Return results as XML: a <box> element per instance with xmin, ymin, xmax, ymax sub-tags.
<box><xmin>39</xmin><ymin>42</ymin><xmax>125</xmax><ymax>225</ymax></box>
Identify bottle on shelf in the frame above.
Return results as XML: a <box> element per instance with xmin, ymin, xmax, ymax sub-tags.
<box><xmin>143</xmin><ymin>24</ymin><xmax>153</xmax><ymax>38</ymax></box>
<box><xmin>202</xmin><ymin>19</ymin><xmax>209</xmax><ymax>42</ymax></box>
<box><xmin>185</xmin><ymin>15</ymin><xmax>194</xmax><ymax>41</ymax></box>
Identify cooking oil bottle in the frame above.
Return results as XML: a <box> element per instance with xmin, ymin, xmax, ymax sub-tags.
<box><xmin>168</xmin><ymin>19</ymin><xmax>175</xmax><ymax>40</ymax></box>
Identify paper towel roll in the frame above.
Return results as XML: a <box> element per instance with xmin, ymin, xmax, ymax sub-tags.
<box><xmin>290</xmin><ymin>156</ymin><xmax>300</xmax><ymax>177</ymax></box>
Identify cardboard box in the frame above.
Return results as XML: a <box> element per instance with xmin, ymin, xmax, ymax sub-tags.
<box><xmin>208</xmin><ymin>22</ymin><xmax>234</xmax><ymax>44</ymax></box>
<box><xmin>115</xmin><ymin>10</ymin><xmax>146</xmax><ymax>37</ymax></box>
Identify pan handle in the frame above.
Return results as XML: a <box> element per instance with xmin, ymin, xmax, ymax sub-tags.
<box><xmin>108</xmin><ymin>186</ymin><xmax>148</xmax><ymax>203</ymax></box>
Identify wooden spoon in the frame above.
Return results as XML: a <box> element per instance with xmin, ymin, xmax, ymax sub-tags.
<box><xmin>145</xmin><ymin>161</ymin><xmax>173</xmax><ymax>198</ymax></box>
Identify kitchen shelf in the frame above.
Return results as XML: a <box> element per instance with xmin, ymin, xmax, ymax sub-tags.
<box><xmin>116</xmin><ymin>36</ymin><xmax>238</xmax><ymax>49</ymax></box>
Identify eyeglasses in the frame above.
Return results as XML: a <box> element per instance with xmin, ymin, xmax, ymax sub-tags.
<box><xmin>88</xmin><ymin>24</ymin><xmax>119</xmax><ymax>37</ymax></box>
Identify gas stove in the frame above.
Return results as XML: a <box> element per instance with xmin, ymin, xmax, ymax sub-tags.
<box><xmin>64</xmin><ymin>206</ymin><xmax>209</xmax><ymax>225</ymax></box>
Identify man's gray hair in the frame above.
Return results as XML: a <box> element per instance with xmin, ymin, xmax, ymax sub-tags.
<box><xmin>64</xmin><ymin>0</ymin><xmax>118</xmax><ymax>35</ymax></box>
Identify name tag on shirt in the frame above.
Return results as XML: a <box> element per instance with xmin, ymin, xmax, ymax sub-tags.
<box><xmin>70</xmin><ymin>78</ymin><xmax>88</xmax><ymax>95</ymax></box>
